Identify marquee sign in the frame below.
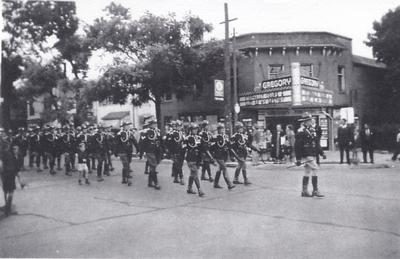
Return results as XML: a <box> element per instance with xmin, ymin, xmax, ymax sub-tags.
<box><xmin>262</xmin><ymin>76</ymin><xmax>292</xmax><ymax>90</ymax></box>
<box><xmin>239</xmin><ymin>63</ymin><xmax>333</xmax><ymax>108</ymax></box>
<box><xmin>239</xmin><ymin>88</ymin><xmax>292</xmax><ymax>106</ymax></box>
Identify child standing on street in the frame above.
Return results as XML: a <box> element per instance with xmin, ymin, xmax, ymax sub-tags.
<box><xmin>77</xmin><ymin>142</ymin><xmax>90</xmax><ymax>185</ymax></box>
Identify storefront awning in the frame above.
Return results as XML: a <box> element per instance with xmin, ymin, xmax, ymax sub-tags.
<box><xmin>101</xmin><ymin>111</ymin><xmax>129</xmax><ymax>121</ymax></box>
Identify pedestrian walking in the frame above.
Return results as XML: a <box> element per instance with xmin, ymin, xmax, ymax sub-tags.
<box><xmin>1</xmin><ymin>144</ymin><xmax>23</xmax><ymax>216</ymax></box>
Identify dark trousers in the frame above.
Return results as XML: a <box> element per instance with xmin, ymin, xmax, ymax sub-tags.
<box><xmin>119</xmin><ymin>153</ymin><xmax>130</xmax><ymax>181</ymax></box>
<box><xmin>201</xmin><ymin>160</ymin><xmax>212</xmax><ymax>179</ymax></box>
<box><xmin>339</xmin><ymin>145</ymin><xmax>350</xmax><ymax>164</ymax></box>
<box><xmin>171</xmin><ymin>153</ymin><xmax>184</xmax><ymax>179</ymax></box>
<box><xmin>393</xmin><ymin>143</ymin><xmax>400</xmax><ymax>160</ymax></box>
<box><xmin>362</xmin><ymin>147</ymin><xmax>374</xmax><ymax>163</ymax></box>
<box><xmin>96</xmin><ymin>153</ymin><xmax>109</xmax><ymax>177</ymax></box>
<box><xmin>45</xmin><ymin>151</ymin><xmax>55</xmax><ymax>172</ymax></box>
<box><xmin>215</xmin><ymin>159</ymin><xmax>232</xmax><ymax>187</ymax></box>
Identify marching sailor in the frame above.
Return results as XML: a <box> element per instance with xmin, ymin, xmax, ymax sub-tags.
<box><xmin>210</xmin><ymin>123</ymin><xmax>235</xmax><ymax>190</ymax></box>
<box><xmin>140</xmin><ymin>119</ymin><xmax>163</xmax><ymax>190</ymax></box>
<box><xmin>165</xmin><ymin>120</ymin><xmax>185</xmax><ymax>185</ymax></box>
<box><xmin>183</xmin><ymin>123</ymin><xmax>205</xmax><ymax>197</ymax></box>
<box><xmin>199</xmin><ymin>120</ymin><xmax>214</xmax><ymax>182</ymax></box>
<box><xmin>231</xmin><ymin>122</ymin><xmax>253</xmax><ymax>185</ymax></box>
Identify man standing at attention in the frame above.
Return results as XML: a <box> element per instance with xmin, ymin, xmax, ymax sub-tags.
<box><xmin>336</xmin><ymin>119</ymin><xmax>352</xmax><ymax>164</ymax></box>
<box><xmin>360</xmin><ymin>123</ymin><xmax>375</xmax><ymax>164</ymax></box>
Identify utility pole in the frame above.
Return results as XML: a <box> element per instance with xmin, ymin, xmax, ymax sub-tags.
<box><xmin>232</xmin><ymin>28</ymin><xmax>238</xmax><ymax>125</ymax></box>
<box><xmin>220</xmin><ymin>3</ymin><xmax>237</xmax><ymax>134</ymax></box>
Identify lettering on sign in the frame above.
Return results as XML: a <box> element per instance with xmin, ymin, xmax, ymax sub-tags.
<box><xmin>262</xmin><ymin>76</ymin><xmax>292</xmax><ymax>90</ymax></box>
<box><xmin>300</xmin><ymin>76</ymin><xmax>320</xmax><ymax>88</ymax></box>
<box><xmin>301</xmin><ymin>88</ymin><xmax>333</xmax><ymax>105</ymax></box>
<box><xmin>239</xmin><ymin>89</ymin><xmax>292</xmax><ymax>106</ymax></box>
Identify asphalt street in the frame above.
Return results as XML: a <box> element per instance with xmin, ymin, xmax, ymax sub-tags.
<box><xmin>1</xmin><ymin>152</ymin><xmax>400</xmax><ymax>258</ymax></box>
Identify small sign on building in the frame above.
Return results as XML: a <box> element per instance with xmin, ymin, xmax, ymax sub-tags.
<box><xmin>214</xmin><ymin>79</ymin><xmax>224</xmax><ymax>101</ymax></box>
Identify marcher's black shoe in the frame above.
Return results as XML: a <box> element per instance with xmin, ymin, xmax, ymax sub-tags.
<box><xmin>312</xmin><ymin>190</ymin><xmax>324</xmax><ymax>197</ymax></box>
<box><xmin>208</xmin><ymin>177</ymin><xmax>214</xmax><ymax>182</ymax></box>
<box><xmin>148</xmin><ymin>183</ymin><xmax>154</xmax><ymax>188</ymax></box>
<box><xmin>85</xmin><ymin>179</ymin><xmax>90</xmax><ymax>185</ymax></box>
<box><xmin>97</xmin><ymin>177</ymin><xmax>104</xmax><ymax>182</ymax></box>
<box><xmin>233</xmin><ymin>179</ymin><xmax>243</xmax><ymax>184</ymax></box>
<box><xmin>122</xmin><ymin>179</ymin><xmax>127</xmax><ymax>184</ymax></box>
<box><xmin>127</xmin><ymin>181</ymin><xmax>132</xmax><ymax>186</ymax></box>
<box><xmin>244</xmin><ymin>179</ymin><xmax>252</xmax><ymax>185</ymax></box>
<box><xmin>154</xmin><ymin>185</ymin><xmax>161</xmax><ymax>190</ymax></box>
<box><xmin>301</xmin><ymin>191</ymin><xmax>312</xmax><ymax>197</ymax></box>
<box><xmin>187</xmin><ymin>189</ymin><xmax>196</xmax><ymax>194</ymax></box>
<box><xmin>228</xmin><ymin>185</ymin><xmax>236</xmax><ymax>190</ymax></box>
<box><xmin>201</xmin><ymin>176</ymin><xmax>208</xmax><ymax>181</ymax></box>
<box><xmin>198</xmin><ymin>190</ymin><xmax>205</xmax><ymax>197</ymax></box>
<box><xmin>78</xmin><ymin>179</ymin><xmax>82</xmax><ymax>185</ymax></box>
<box><xmin>180</xmin><ymin>179</ymin><xmax>185</xmax><ymax>185</ymax></box>
<box><xmin>213</xmin><ymin>184</ymin><xmax>223</xmax><ymax>189</ymax></box>
<box><xmin>173</xmin><ymin>178</ymin><xmax>180</xmax><ymax>183</ymax></box>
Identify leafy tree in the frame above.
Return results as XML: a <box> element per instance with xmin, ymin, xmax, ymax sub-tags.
<box><xmin>88</xmin><ymin>4</ymin><xmax>218</xmax><ymax>128</ymax></box>
<box><xmin>366</xmin><ymin>6</ymin><xmax>400</xmax><ymax>123</ymax></box>
<box><xmin>2</xmin><ymin>0</ymin><xmax>93</xmax><ymax>127</ymax></box>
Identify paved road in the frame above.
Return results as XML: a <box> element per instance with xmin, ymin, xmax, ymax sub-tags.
<box><xmin>1</xmin><ymin>153</ymin><xmax>400</xmax><ymax>258</ymax></box>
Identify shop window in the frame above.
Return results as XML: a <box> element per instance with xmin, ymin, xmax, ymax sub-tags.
<box><xmin>338</xmin><ymin>66</ymin><xmax>345</xmax><ymax>92</ymax></box>
<box><xmin>268</xmin><ymin>64</ymin><xmax>284</xmax><ymax>79</ymax></box>
<box><xmin>300</xmin><ymin>64</ymin><xmax>313</xmax><ymax>77</ymax></box>
<box><xmin>28</xmin><ymin>102</ymin><xmax>35</xmax><ymax>116</ymax></box>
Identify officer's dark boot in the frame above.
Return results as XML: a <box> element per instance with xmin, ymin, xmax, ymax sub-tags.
<box><xmin>223</xmin><ymin>171</ymin><xmax>235</xmax><ymax>190</ymax></box>
<box><xmin>312</xmin><ymin>176</ymin><xmax>324</xmax><ymax>197</ymax></box>
<box><xmin>201</xmin><ymin>167</ymin><xmax>206</xmax><ymax>180</ymax></box>
<box><xmin>122</xmin><ymin>169</ymin><xmax>127</xmax><ymax>184</ymax></box>
<box><xmin>153</xmin><ymin>173</ymin><xmax>161</xmax><ymax>190</ymax></box>
<box><xmin>214</xmin><ymin>170</ymin><xmax>222</xmax><ymax>188</ymax></box>
<box><xmin>148</xmin><ymin>173</ymin><xmax>154</xmax><ymax>187</ymax></box>
<box><xmin>301</xmin><ymin>176</ymin><xmax>312</xmax><ymax>197</ymax></box>
<box><xmin>187</xmin><ymin>176</ymin><xmax>196</xmax><ymax>194</ymax></box>
<box><xmin>194</xmin><ymin>177</ymin><xmax>204</xmax><ymax>197</ymax></box>
<box><xmin>5</xmin><ymin>195</ymin><xmax>13</xmax><ymax>216</ymax></box>
<box><xmin>57</xmin><ymin>157</ymin><xmax>61</xmax><ymax>170</ymax></box>
<box><xmin>243</xmin><ymin>170</ymin><xmax>251</xmax><ymax>185</ymax></box>
<box><xmin>173</xmin><ymin>165</ymin><xmax>179</xmax><ymax>183</ymax></box>
<box><xmin>233</xmin><ymin>168</ymin><xmax>243</xmax><ymax>184</ymax></box>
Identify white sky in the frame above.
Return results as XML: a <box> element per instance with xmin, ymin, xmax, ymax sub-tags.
<box><xmin>74</xmin><ymin>0</ymin><xmax>399</xmax><ymax>79</ymax></box>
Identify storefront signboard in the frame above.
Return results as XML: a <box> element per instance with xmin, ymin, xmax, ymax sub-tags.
<box><xmin>214</xmin><ymin>79</ymin><xmax>224</xmax><ymax>101</ymax></box>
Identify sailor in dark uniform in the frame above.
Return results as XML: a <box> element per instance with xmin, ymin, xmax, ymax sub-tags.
<box><xmin>115</xmin><ymin>122</ymin><xmax>134</xmax><ymax>186</ymax></box>
<box><xmin>210</xmin><ymin>123</ymin><xmax>235</xmax><ymax>190</ymax></box>
<box><xmin>43</xmin><ymin>126</ymin><xmax>58</xmax><ymax>175</ymax></box>
<box><xmin>140</xmin><ymin>119</ymin><xmax>163</xmax><ymax>190</ymax></box>
<box><xmin>183</xmin><ymin>123</ymin><xmax>205</xmax><ymax>197</ymax></box>
<box><xmin>61</xmin><ymin>125</ymin><xmax>75</xmax><ymax>175</ymax></box>
<box><xmin>93</xmin><ymin>126</ymin><xmax>109</xmax><ymax>182</ymax></box>
<box><xmin>13</xmin><ymin>127</ymin><xmax>28</xmax><ymax>171</ymax></box>
<box><xmin>199</xmin><ymin>120</ymin><xmax>214</xmax><ymax>182</ymax></box>
<box><xmin>231</xmin><ymin>122</ymin><xmax>254</xmax><ymax>185</ymax></box>
<box><xmin>295</xmin><ymin>115</ymin><xmax>324</xmax><ymax>198</ymax></box>
<box><xmin>165</xmin><ymin>120</ymin><xmax>185</xmax><ymax>185</ymax></box>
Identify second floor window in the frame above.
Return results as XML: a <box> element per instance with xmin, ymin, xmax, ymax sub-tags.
<box><xmin>338</xmin><ymin>66</ymin><xmax>345</xmax><ymax>92</ymax></box>
<box><xmin>300</xmin><ymin>64</ymin><xmax>313</xmax><ymax>77</ymax></box>
<box><xmin>268</xmin><ymin>64</ymin><xmax>284</xmax><ymax>79</ymax></box>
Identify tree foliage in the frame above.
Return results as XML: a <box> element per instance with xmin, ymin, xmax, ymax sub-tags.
<box><xmin>88</xmin><ymin>3</ymin><xmax>221</xmax><ymax>127</ymax></box>
<box><xmin>2</xmin><ymin>0</ymin><xmax>93</xmax><ymax>127</ymax></box>
<box><xmin>366</xmin><ymin>6</ymin><xmax>400</xmax><ymax>123</ymax></box>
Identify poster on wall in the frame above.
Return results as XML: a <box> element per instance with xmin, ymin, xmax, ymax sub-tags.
<box><xmin>214</xmin><ymin>79</ymin><xmax>224</xmax><ymax>101</ymax></box>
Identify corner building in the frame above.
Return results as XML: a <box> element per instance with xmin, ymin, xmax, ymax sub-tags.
<box><xmin>160</xmin><ymin>32</ymin><xmax>385</xmax><ymax>150</ymax></box>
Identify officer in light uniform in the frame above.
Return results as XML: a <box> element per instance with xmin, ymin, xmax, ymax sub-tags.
<box><xmin>295</xmin><ymin>115</ymin><xmax>324</xmax><ymax>198</ymax></box>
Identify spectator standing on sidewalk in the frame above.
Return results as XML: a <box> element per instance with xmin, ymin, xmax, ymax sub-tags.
<box><xmin>392</xmin><ymin>127</ymin><xmax>400</xmax><ymax>161</ymax></box>
<box><xmin>251</xmin><ymin>125</ymin><xmax>261</xmax><ymax>166</ymax></box>
<box><xmin>360</xmin><ymin>123</ymin><xmax>375</xmax><ymax>164</ymax></box>
<box><xmin>336</xmin><ymin>119</ymin><xmax>352</xmax><ymax>164</ymax></box>
<box><xmin>351</xmin><ymin>126</ymin><xmax>362</xmax><ymax>166</ymax></box>
<box><xmin>284</xmin><ymin>125</ymin><xmax>296</xmax><ymax>163</ymax></box>
<box><xmin>265</xmin><ymin>129</ymin><xmax>272</xmax><ymax>161</ymax></box>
